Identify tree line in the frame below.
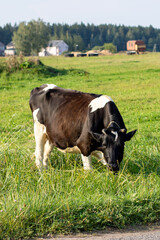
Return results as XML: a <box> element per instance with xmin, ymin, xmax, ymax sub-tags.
<box><xmin>0</xmin><ymin>20</ymin><xmax>160</xmax><ymax>55</ymax></box>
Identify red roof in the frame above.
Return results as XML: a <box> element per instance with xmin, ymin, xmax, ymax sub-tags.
<box><xmin>135</xmin><ymin>40</ymin><xmax>145</xmax><ymax>45</ymax></box>
<box><xmin>127</xmin><ymin>40</ymin><xmax>145</xmax><ymax>45</ymax></box>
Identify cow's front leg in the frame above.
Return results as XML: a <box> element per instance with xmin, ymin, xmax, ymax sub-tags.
<box><xmin>81</xmin><ymin>154</ymin><xmax>93</xmax><ymax>170</ymax></box>
<box><xmin>91</xmin><ymin>151</ymin><xmax>107</xmax><ymax>166</ymax></box>
<box><xmin>43</xmin><ymin>139</ymin><xmax>53</xmax><ymax>169</ymax></box>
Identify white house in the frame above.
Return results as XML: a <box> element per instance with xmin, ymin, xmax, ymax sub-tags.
<box><xmin>39</xmin><ymin>40</ymin><xmax>69</xmax><ymax>56</ymax></box>
<box><xmin>0</xmin><ymin>41</ymin><xmax>5</xmax><ymax>56</ymax></box>
<box><xmin>5</xmin><ymin>41</ymin><xmax>16</xmax><ymax>56</ymax></box>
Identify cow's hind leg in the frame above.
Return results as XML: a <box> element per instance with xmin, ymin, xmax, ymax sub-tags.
<box><xmin>81</xmin><ymin>154</ymin><xmax>93</xmax><ymax>170</ymax></box>
<box><xmin>43</xmin><ymin>139</ymin><xmax>53</xmax><ymax>169</ymax></box>
<box><xmin>34</xmin><ymin>123</ymin><xmax>46</xmax><ymax>170</ymax></box>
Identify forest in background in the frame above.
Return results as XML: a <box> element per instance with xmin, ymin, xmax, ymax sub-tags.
<box><xmin>0</xmin><ymin>22</ymin><xmax>160</xmax><ymax>52</ymax></box>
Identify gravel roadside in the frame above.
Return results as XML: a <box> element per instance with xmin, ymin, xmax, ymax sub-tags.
<box><xmin>33</xmin><ymin>222</ymin><xmax>160</xmax><ymax>240</ymax></box>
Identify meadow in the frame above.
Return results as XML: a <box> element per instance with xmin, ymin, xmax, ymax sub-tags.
<box><xmin>0</xmin><ymin>53</ymin><xmax>160</xmax><ymax>239</ymax></box>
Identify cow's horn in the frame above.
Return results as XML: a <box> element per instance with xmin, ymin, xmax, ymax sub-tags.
<box><xmin>102</xmin><ymin>129</ymin><xmax>107</xmax><ymax>135</ymax></box>
<box><xmin>120</xmin><ymin>129</ymin><xmax>126</xmax><ymax>133</ymax></box>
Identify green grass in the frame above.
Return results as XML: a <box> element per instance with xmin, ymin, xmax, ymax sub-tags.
<box><xmin>0</xmin><ymin>53</ymin><xmax>160</xmax><ymax>239</ymax></box>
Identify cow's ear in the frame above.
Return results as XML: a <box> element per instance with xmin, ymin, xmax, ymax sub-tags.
<box><xmin>124</xmin><ymin>130</ymin><xmax>137</xmax><ymax>142</ymax></box>
<box><xmin>89</xmin><ymin>131</ymin><xmax>102</xmax><ymax>143</ymax></box>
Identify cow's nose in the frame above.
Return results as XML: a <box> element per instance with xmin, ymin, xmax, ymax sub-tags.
<box><xmin>108</xmin><ymin>163</ymin><xmax>119</xmax><ymax>172</ymax></box>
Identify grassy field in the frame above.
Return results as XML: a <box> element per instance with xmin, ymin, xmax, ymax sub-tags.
<box><xmin>0</xmin><ymin>53</ymin><xmax>160</xmax><ymax>239</ymax></box>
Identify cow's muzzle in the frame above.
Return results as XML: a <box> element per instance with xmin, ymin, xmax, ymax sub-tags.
<box><xmin>107</xmin><ymin>163</ymin><xmax>119</xmax><ymax>173</ymax></box>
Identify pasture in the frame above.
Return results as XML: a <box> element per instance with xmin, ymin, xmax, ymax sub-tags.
<box><xmin>0</xmin><ymin>53</ymin><xmax>160</xmax><ymax>239</ymax></box>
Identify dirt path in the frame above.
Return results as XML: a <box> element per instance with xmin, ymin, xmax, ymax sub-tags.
<box><xmin>35</xmin><ymin>222</ymin><xmax>160</xmax><ymax>240</ymax></box>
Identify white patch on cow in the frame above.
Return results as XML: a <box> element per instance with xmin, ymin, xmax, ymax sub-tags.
<box><xmin>57</xmin><ymin>146</ymin><xmax>81</xmax><ymax>154</ymax></box>
<box><xmin>91</xmin><ymin>151</ymin><xmax>107</xmax><ymax>165</ymax></box>
<box><xmin>89</xmin><ymin>95</ymin><xmax>113</xmax><ymax>113</ymax></box>
<box><xmin>111</xmin><ymin>131</ymin><xmax>118</xmax><ymax>141</ymax></box>
<box><xmin>33</xmin><ymin>108</ymin><xmax>46</xmax><ymax>135</ymax></box>
<box><xmin>33</xmin><ymin>108</ymin><xmax>40</xmax><ymax>121</ymax></box>
<box><xmin>81</xmin><ymin>155</ymin><xmax>93</xmax><ymax>170</ymax></box>
<box><xmin>43</xmin><ymin>84</ymin><xmax>57</xmax><ymax>92</ymax></box>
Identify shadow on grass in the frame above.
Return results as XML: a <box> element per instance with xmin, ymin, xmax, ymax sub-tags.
<box><xmin>0</xmin><ymin>65</ymin><xmax>89</xmax><ymax>90</ymax></box>
<box><xmin>125</xmin><ymin>153</ymin><xmax>160</xmax><ymax>176</ymax></box>
<box><xmin>21</xmin><ymin>65</ymin><xmax>89</xmax><ymax>78</ymax></box>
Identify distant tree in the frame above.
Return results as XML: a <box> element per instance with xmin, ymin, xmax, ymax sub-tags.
<box><xmin>72</xmin><ymin>34</ymin><xmax>85</xmax><ymax>51</ymax></box>
<box><xmin>106</xmin><ymin>27</ymin><xmax>113</xmax><ymax>43</ymax></box>
<box><xmin>147</xmin><ymin>38</ymin><xmax>154</xmax><ymax>51</ymax></box>
<box><xmin>0</xmin><ymin>23</ymin><xmax>17</xmax><ymax>45</ymax></box>
<box><xmin>13</xmin><ymin>22</ymin><xmax>31</xmax><ymax>55</ymax></box>
<box><xmin>13</xmin><ymin>19</ymin><xmax>50</xmax><ymax>55</ymax></box>
<box><xmin>103</xmin><ymin>43</ymin><xmax>117</xmax><ymax>53</ymax></box>
<box><xmin>126</xmin><ymin>29</ymin><xmax>135</xmax><ymax>41</ymax></box>
<box><xmin>92</xmin><ymin>45</ymin><xmax>103</xmax><ymax>51</ymax></box>
<box><xmin>1</xmin><ymin>21</ymin><xmax>160</xmax><ymax>53</ymax></box>
<box><xmin>92</xmin><ymin>43</ymin><xmax>117</xmax><ymax>53</ymax></box>
<box><xmin>156</xmin><ymin>33</ymin><xmax>160</xmax><ymax>51</ymax></box>
<box><xmin>118</xmin><ymin>26</ymin><xmax>126</xmax><ymax>50</ymax></box>
<box><xmin>113</xmin><ymin>33</ymin><xmax>121</xmax><ymax>51</ymax></box>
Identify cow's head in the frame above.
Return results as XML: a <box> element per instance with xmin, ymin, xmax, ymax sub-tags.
<box><xmin>90</xmin><ymin>122</ymin><xmax>136</xmax><ymax>172</ymax></box>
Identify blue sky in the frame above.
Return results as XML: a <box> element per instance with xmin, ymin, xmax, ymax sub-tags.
<box><xmin>1</xmin><ymin>0</ymin><xmax>160</xmax><ymax>28</ymax></box>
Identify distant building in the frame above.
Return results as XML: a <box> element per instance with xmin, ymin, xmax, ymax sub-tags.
<box><xmin>39</xmin><ymin>40</ymin><xmax>69</xmax><ymax>56</ymax></box>
<box><xmin>0</xmin><ymin>41</ymin><xmax>5</xmax><ymax>56</ymax></box>
<box><xmin>127</xmin><ymin>40</ymin><xmax>146</xmax><ymax>54</ymax></box>
<box><xmin>5</xmin><ymin>41</ymin><xmax>16</xmax><ymax>56</ymax></box>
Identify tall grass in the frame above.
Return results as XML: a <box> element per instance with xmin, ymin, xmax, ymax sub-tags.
<box><xmin>0</xmin><ymin>53</ymin><xmax>160</xmax><ymax>239</ymax></box>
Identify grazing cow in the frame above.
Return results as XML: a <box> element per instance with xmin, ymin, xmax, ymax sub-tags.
<box><xmin>29</xmin><ymin>84</ymin><xmax>136</xmax><ymax>172</ymax></box>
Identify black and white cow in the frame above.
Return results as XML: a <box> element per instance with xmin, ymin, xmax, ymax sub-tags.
<box><xmin>29</xmin><ymin>84</ymin><xmax>136</xmax><ymax>172</ymax></box>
